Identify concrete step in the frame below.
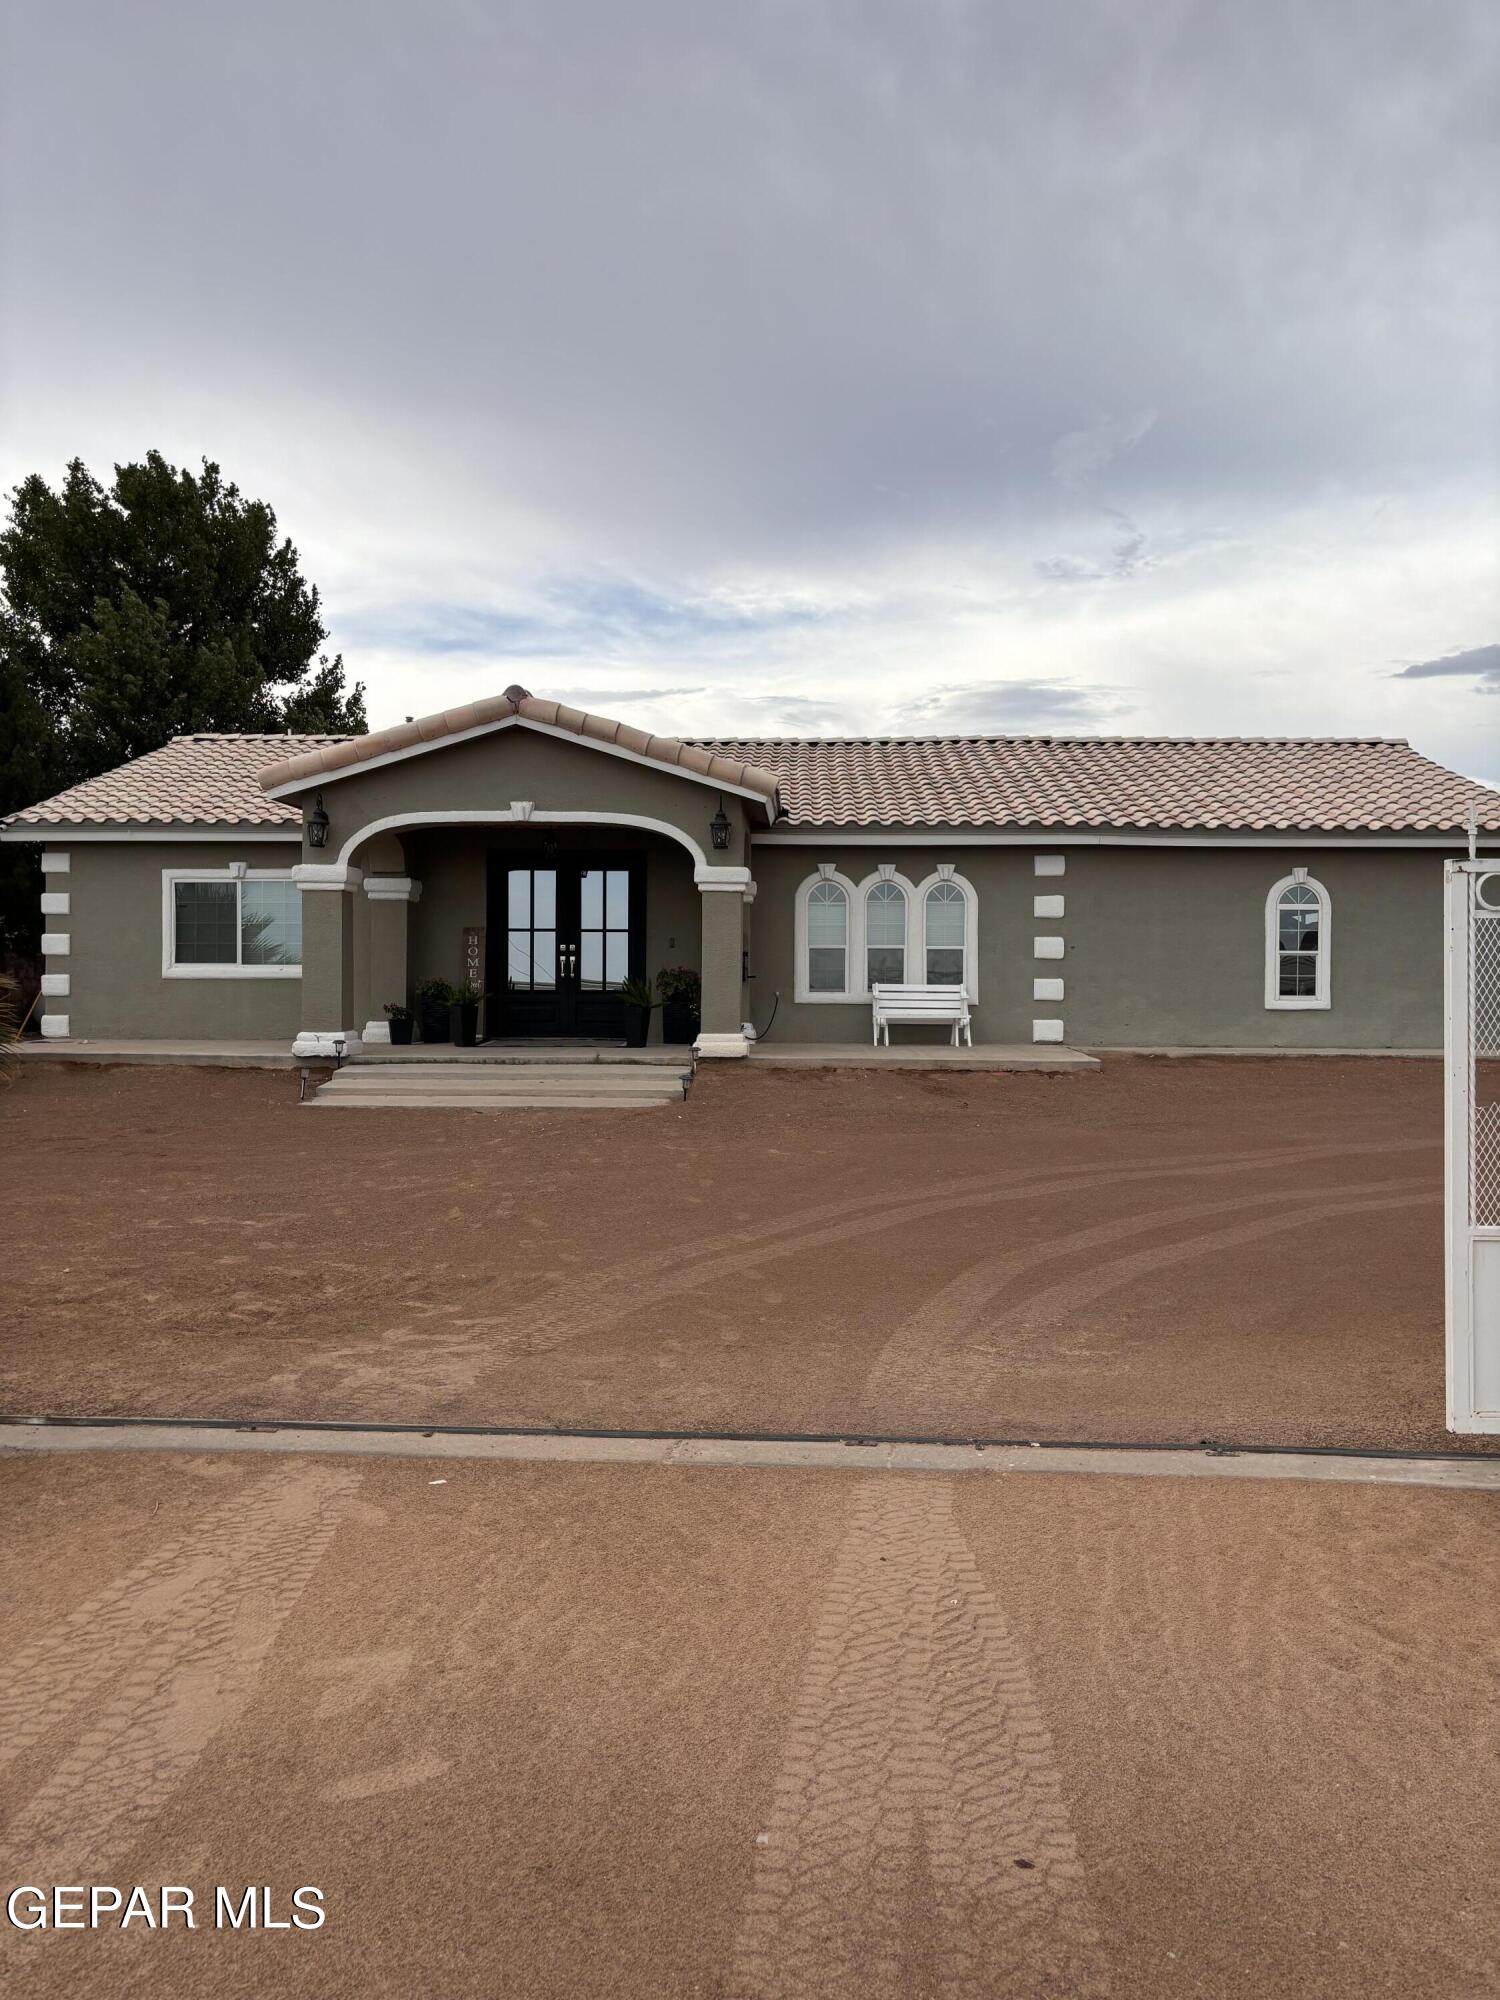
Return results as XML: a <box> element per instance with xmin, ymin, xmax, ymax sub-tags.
<box><xmin>313</xmin><ymin>1092</ymin><xmax>681</xmax><ymax>1109</ymax></box>
<box><xmin>311</xmin><ymin>1060</ymin><xmax>688</xmax><ymax>1109</ymax></box>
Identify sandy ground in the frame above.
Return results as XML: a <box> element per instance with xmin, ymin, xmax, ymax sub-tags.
<box><xmin>0</xmin><ymin>1448</ymin><xmax>1494</xmax><ymax>1999</ymax></box>
<box><xmin>0</xmin><ymin>1055</ymin><xmax>1481</xmax><ymax>1452</ymax></box>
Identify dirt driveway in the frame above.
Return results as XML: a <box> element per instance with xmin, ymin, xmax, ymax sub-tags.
<box><xmin>0</xmin><ymin>1055</ymin><xmax>1473</xmax><ymax>1452</ymax></box>
<box><xmin>1</xmin><ymin>1446</ymin><xmax>1496</xmax><ymax>2000</ymax></box>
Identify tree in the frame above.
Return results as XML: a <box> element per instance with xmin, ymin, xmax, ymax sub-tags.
<box><xmin>0</xmin><ymin>452</ymin><xmax>367</xmax><ymax>955</ymax></box>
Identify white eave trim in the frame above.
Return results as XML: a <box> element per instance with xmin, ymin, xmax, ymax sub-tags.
<box><xmin>261</xmin><ymin>713</ymin><xmax>778</xmax><ymax>815</ymax></box>
<box><xmin>0</xmin><ymin>825</ymin><xmax>299</xmax><ymax>843</ymax></box>
<box><xmin>754</xmin><ymin>828</ymin><xmax>1490</xmax><ymax>848</ymax></box>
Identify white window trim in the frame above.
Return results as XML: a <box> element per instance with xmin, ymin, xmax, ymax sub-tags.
<box><xmin>1264</xmin><ymin>869</ymin><xmax>1331</xmax><ymax>1010</ymax></box>
<box><xmin>796</xmin><ymin>865</ymin><xmax>981</xmax><ymax>1003</ymax></box>
<box><xmin>161</xmin><ymin>867</ymin><xmax>303</xmax><ymax>979</ymax></box>
<box><xmin>913</xmin><ymin>868</ymin><xmax>980</xmax><ymax>1003</ymax></box>
<box><xmin>857</xmin><ymin>869</ymin><xmax>919</xmax><ymax>993</ymax></box>
<box><xmin>794</xmin><ymin>867</ymin><xmax>862</xmax><ymax>1002</ymax></box>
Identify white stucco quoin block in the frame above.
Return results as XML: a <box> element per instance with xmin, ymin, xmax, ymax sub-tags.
<box><xmin>1033</xmin><ymin>935</ymin><xmax>1065</xmax><ymax>960</ymax></box>
<box><xmin>1032</xmin><ymin>1019</ymin><xmax>1065</xmax><ymax>1043</ymax></box>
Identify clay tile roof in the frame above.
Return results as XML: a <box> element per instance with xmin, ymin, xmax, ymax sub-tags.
<box><xmin>691</xmin><ymin>734</ymin><xmax>1500</xmax><ymax>833</ymax></box>
<box><xmin>1</xmin><ymin>734</ymin><xmax>349</xmax><ymax>829</ymax></box>
<box><xmin>255</xmin><ymin>684</ymin><xmax>785</xmax><ymax>817</ymax></box>
<box><xmin>4</xmin><ymin>711</ymin><xmax>1496</xmax><ymax>838</ymax></box>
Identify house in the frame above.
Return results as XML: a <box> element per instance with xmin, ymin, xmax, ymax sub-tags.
<box><xmin>3</xmin><ymin>684</ymin><xmax>1495</xmax><ymax>1057</ymax></box>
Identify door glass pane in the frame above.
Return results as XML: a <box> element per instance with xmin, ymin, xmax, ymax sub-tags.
<box><xmin>241</xmin><ymin>880</ymin><xmax>301</xmax><ymax>965</ymax></box>
<box><xmin>507</xmin><ymin>931</ymin><xmax>532</xmax><ymax>984</ymax></box>
<box><xmin>532</xmin><ymin>932</ymin><xmax>556</xmax><ymax>988</ymax></box>
<box><xmin>581</xmin><ymin>934</ymin><xmax>603</xmax><ymax>989</ymax></box>
<box><xmin>580</xmin><ymin>870</ymin><xmax>603</xmax><ymax>927</ymax></box>
<box><xmin>508</xmin><ymin>874</ymin><xmax>530</xmax><ymax>925</ymax></box>
<box><xmin>606</xmin><ymin>871</ymin><xmax>628</xmax><ymax>927</ymax></box>
<box><xmin>174</xmin><ymin>880</ymin><xmax>238</xmax><ymax>964</ymax></box>
<box><xmin>605</xmin><ymin>932</ymin><xmax>627</xmax><ymax>987</ymax></box>
<box><xmin>532</xmin><ymin>871</ymin><xmax>556</xmax><ymax>927</ymax></box>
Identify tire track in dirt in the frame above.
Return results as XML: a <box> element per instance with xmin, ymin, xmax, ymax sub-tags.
<box><xmin>859</xmin><ymin>1176</ymin><xmax>1436</xmax><ymax>1423</ymax></box>
<box><xmin>0</xmin><ymin>1462</ymin><xmax>357</xmax><ymax>1883</ymax></box>
<box><xmin>727</xmin><ymin>1478</ymin><xmax>1109</xmax><ymax>2000</ymax></box>
<box><xmin>305</xmin><ymin>1139</ymin><xmax>1432</xmax><ymax>1419</ymax></box>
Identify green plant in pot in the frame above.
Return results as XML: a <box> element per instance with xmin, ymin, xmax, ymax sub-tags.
<box><xmin>619</xmin><ymin>973</ymin><xmax>658</xmax><ymax>1049</ymax></box>
<box><xmin>383</xmin><ymin>1000</ymin><xmax>414</xmax><ymax>1047</ymax></box>
<box><xmin>657</xmin><ymin>964</ymin><xmax>701</xmax><ymax>1046</ymax></box>
<box><xmin>416</xmin><ymin>977</ymin><xmax>455</xmax><ymax>1044</ymax></box>
<box><xmin>449</xmin><ymin>980</ymin><xmax>482</xmax><ymax>1048</ymax></box>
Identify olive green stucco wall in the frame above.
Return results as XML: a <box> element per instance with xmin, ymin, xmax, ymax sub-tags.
<box><xmin>298</xmin><ymin>722</ymin><xmax>753</xmax><ymax>872</ymax></box>
<box><xmin>49</xmin><ymin>839</ymin><xmax>303</xmax><ymax>1039</ymax></box>
<box><xmin>747</xmin><ymin>838</ymin><xmax>1458</xmax><ymax>1048</ymax></box>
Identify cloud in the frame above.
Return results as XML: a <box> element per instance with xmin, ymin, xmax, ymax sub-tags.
<box><xmin>0</xmin><ymin>0</ymin><xmax>1494</xmax><ymax>778</ymax></box>
<box><xmin>1393</xmin><ymin>642</ymin><xmax>1500</xmax><ymax>684</ymax></box>
<box><xmin>1049</xmin><ymin>412</ymin><xmax>1160</xmax><ymax>493</ymax></box>
<box><xmin>901</xmin><ymin>679</ymin><xmax>1135</xmax><ymax>733</ymax></box>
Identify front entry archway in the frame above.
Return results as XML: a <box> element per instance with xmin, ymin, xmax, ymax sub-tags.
<box><xmin>487</xmin><ymin>848</ymin><xmax>646</xmax><ymax>1038</ymax></box>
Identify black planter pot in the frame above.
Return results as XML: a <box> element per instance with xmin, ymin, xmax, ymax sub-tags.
<box><xmin>418</xmin><ymin>999</ymin><xmax>450</xmax><ymax>1044</ymax></box>
<box><xmin>388</xmin><ymin>1016</ymin><xmax>414</xmax><ymax>1046</ymax></box>
<box><xmin>622</xmin><ymin>1003</ymin><xmax>652</xmax><ymax>1049</ymax></box>
<box><xmin>450</xmin><ymin>1000</ymin><xmax>479</xmax><ymax>1048</ymax></box>
<box><xmin>661</xmin><ymin>997</ymin><xmax>700</xmax><ymax>1046</ymax></box>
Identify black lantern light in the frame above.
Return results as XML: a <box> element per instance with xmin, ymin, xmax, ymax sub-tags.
<box><xmin>307</xmin><ymin>792</ymin><xmax>330</xmax><ymax>849</ymax></box>
<box><xmin>710</xmin><ymin>796</ymin><xmax>731</xmax><ymax>851</ymax></box>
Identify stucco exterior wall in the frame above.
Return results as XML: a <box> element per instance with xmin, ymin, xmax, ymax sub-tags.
<box><xmin>1061</xmin><ymin>844</ymin><xmax>1452</xmax><ymax>1048</ymax></box>
<box><xmin>44</xmin><ymin>839</ymin><xmax>303</xmax><ymax>1040</ymax></box>
<box><xmin>296</xmin><ymin>723</ymin><xmax>755</xmax><ymax>871</ymax></box>
<box><xmin>747</xmin><ymin>838</ymin><xmax>1459</xmax><ymax>1049</ymax></box>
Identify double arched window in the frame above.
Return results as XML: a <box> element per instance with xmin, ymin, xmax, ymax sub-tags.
<box><xmin>796</xmin><ymin>867</ymin><xmax>977</xmax><ymax>1001</ymax></box>
<box><xmin>1265</xmin><ymin>870</ymin><xmax>1331</xmax><ymax>1009</ymax></box>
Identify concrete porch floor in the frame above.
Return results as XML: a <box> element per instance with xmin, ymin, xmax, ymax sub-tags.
<box><xmin>16</xmin><ymin>1037</ymin><xmax>1098</xmax><ymax>1072</ymax></box>
<box><xmin>747</xmin><ymin>1040</ymin><xmax>1100</xmax><ymax>1071</ymax></box>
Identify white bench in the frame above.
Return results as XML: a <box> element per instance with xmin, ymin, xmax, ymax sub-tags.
<box><xmin>870</xmin><ymin>983</ymin><xmax>972</xmax><ymax>1047</ymax></box>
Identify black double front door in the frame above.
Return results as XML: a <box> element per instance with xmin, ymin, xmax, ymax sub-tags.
<box><xmin>487</xmin><ymin>852</ymin><xmax>645</xmax><ymax>1038</ymax></box>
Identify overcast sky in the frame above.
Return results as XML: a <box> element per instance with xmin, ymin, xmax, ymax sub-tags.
<box><xmin>3</xmin><ymin>1</ymin><xmax>1497</xmax><ymax>774</ymax></box>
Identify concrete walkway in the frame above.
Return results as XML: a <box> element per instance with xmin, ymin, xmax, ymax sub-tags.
<box><xmin>747</xmin><ymin>1040</ymin><xmax>1099</xmax><ymax>1070</ymax></box>
<box><xmin>6</xmin><ymin>1418</ymin><xmax>1496</xmax><ymax>1490</ymax></box>
<box><xmin>18</xmin><ymin>1037</ymin><xmax>294</xmax><ymax>1067</ymax></box>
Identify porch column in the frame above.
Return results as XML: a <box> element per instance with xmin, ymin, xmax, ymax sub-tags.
<box><xmin>292</xmin><ymin>863</ymin><xmax>363</xmax><ymax>1059</ymax></box>
<box><xmin>360</xmin><ymin>877</ymin><xmax>422</xmax><ymax>1044</ymax></box>
<box><xmin>694</xmin><ymin>865</ymin><xmax>752</xmax><ymax>1058</ymax></box>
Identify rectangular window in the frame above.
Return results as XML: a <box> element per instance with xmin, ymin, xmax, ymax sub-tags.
<box><xmin>167</xmin><ymin>875</ymin><xmax>301</xmax><ymax>976</ymax></box>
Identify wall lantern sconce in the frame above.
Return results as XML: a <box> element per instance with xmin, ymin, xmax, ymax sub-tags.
<box><xmin>710</xmin><ymin>797</ymin><xmax>732</xmax><ymax>851</ymax></box>
<box><xmin>307</xmin><ymin>793</ymin><xmax>330</xmax><ymax>849</ymax></box>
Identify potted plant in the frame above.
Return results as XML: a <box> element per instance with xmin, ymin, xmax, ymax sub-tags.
<box><xmin>416</xmin><ymin>977</ymin><xmax>455</xmax><ymax>1044</ymax></box>
<box><xmin>657</xmin><ymin>964</ymin><xmax>701</xmax><ymax>1046</ymax></box>
<box><xmin>619</xmin><ymin>974</ymin><xmax>658</xmax><ymax>1049</ymax></box>
<box><xmin>449</xmin><ymin>980</ymin><xmax>482</xmax><ymax>1048</ymax></box>
<box><xmin>383</xmin><ymin>1001</ymin><xmax>414</xmax><ymax>1047</ymax></box>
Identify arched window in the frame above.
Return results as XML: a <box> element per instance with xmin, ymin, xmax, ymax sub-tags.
<box><xmin>1265</xmin><ymin>871</ymin><xmax>1331</xmax><ymax>1009</ymax></box>
<box><xmin>806</xmin><ymin>878</ymin><xmax>850</xmax><ymax>994</ymax></box>
<box><xmin>865</xmin><ymin>879</ymin><xmax>908</xmax><ymax>988</ymax></box>
<box><xmin>924</xmin><ymin>880</ymin><xmax>968</xmax><ymax>988</ymax></box>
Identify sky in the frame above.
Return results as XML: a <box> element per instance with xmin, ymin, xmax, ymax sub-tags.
<box><xmin>2</xmin><ymin>0</ymin><xmax>1498</xmax><ymax>775</ymax></box>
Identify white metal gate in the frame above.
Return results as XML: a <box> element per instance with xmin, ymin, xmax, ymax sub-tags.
<box><xmin>1446</xmin><ymin>858</ymin><xmax>1500</xmax><ymax>1432</ymax></box>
